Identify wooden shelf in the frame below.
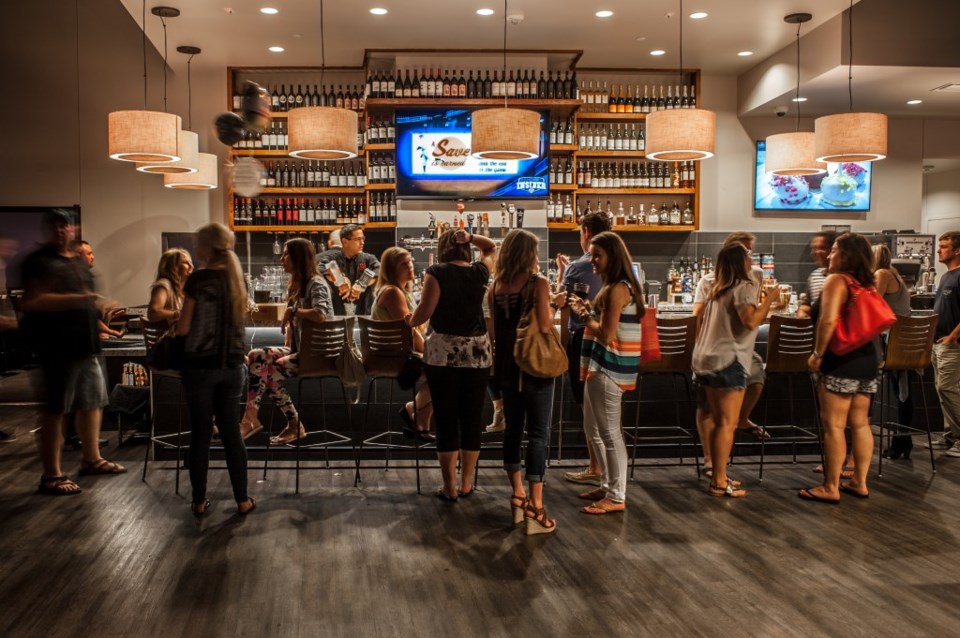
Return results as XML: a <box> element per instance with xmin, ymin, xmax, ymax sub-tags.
<box><xmin>577</xmin><ymin>188</ymin><xmax>695</xmax><ymax>195</ymax></box>
<box><xmin>577</xmin><ymin>150</ymin><xmax>646</xmax><ymax>158</ymax></box>
<box><xmin>547</xmin><ymin>222</ymin><xmax>578</xmax><ymax>230</ymax></box>
<box><xmin>234</xmin><ymin>109</ymin><xmax>365</xmax><ymax>119</ymax></box>
<box><xmin>365</xmin><ymin>183</ymin><xmax>396</xmax><ymax>190</ymax></box>
<box><xmin>546</xmin><ymin>222</ymin><xmax>696</xmax><ymax>232</ymax></box>
<box><xmin>259</xmin><ymin>187</ymin><xmax>364</xmax><ymax>194</ymax></box>
<box><xmin>549</xmin><ymin>184</ymin><xmax>577</xmax><ymax>192</ymax></box>
<box><xmin>365</xmin><ymin>98</ymin><xmax>581</xmax><ymax>116</ymax></box>
<box><xmin>549</xmin><ymin>144</ymin><xmax>579</xmax><ymax>152</ymax></box>
<box><xmin>230</xmin><ymin>149</ymin><xmax>366</xmax><ymax>157</ymax></box>
<box><xmin>232</xmin><ymin>223</ymin><xmax>396</xmax><ymax>232</ymax></box>
<box><xmin>577</xmin><ymin>112</ymin><xmax>646</xmax><ymax>121</ymax></box>
<box><xmin>365</xmin><ymin>143</ymin><xmax>396</xmax><ymax>151</ymax></box>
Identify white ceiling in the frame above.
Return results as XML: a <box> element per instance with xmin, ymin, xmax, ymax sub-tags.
<box><xmin>122</xmin><ymin>0</ymin><xmax>857</xmax><ymax>75</ymax></box>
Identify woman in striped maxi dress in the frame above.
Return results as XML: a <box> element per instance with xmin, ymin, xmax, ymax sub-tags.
<box><xmin>569</xmin><ymin>231</ymin><xmax>645</xmax><ymax>515</ymax></box>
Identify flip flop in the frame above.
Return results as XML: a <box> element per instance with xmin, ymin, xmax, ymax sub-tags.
<box><xmin>581</xmin><ymin>499</ymin><xmax>626</xmax><ymax>515</ymax></box>
<box><xmin>839</xmin><ymin>483</ymin><xmax>869</xmax><ymax>499</ymax></box>
<box><xmin>78</xmin><ymin>459</ymin><xmax>127</xmax><ymax>476</ymax></box>
<box><xmin>798</xmin><ymin>488</ymin><xmax>840</xmax><ymax>505</ymax></box>
<box><xmin>37</xmin><ymin>475</ymin><xmax>82</xmax><ymax>496</ymax></box>
<box><xmin>708</xmin><ymin>481</ymin><xmax>747</xmax><ymax>498</ymax></box>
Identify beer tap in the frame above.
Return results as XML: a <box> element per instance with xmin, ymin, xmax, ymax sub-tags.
<box><xmin>427</xmin><ymin>212</ymin><xmax>437</xmax><ymax>239</ymax></box>
<box><xmin>466</xmin><ymin>213</ymin><xmax>475</xmax><ymax>235</ymax></box>
<box><xmin>482</xmin><ymin>212</ymin><xmax>490</xmax><ymax>237</ymax></box>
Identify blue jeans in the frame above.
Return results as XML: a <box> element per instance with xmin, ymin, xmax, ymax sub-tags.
<box><xmin>183</xmin><ymin>366</ymin><xmax>248</xmax><ymax>505</ymax></box>
<box><xmin>501</xmin><ymin>374</ymin><xmax>555</xmax><ymax>483</ymax></box>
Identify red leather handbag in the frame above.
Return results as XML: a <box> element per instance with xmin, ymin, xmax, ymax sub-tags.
<box><xmin>828</xmin><ymin>274</ymin><xmax>897</xmax><ymax>355</ymax></box>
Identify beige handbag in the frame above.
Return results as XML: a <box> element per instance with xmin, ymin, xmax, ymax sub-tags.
<box><xmin>513</xmin><ymin>276</ymin><xmax>568</xmax><ymax>379</ymax></box>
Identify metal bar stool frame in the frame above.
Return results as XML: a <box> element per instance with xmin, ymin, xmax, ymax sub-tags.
<box><xmin>139</xmin><ymin>319</ymin><xmax>187</xmax><ymax>494</ymax></box>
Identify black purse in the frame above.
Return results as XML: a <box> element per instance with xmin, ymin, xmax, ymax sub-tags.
<box><xmin>145</xmin><ymin>334</ymin><xmax>185</xmax><ymax>371</ymax></box>
<box><xmin>396</xmin><ymin>354</ymin><xmax>423</xmax><ymax>390</ymax></box>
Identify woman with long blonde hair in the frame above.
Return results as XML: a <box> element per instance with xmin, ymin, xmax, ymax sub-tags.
<box><xmin>147</xmin><ymin>248</ymin><xmax>193</xmax><ymax>326</ymax></box>
<box><xmin>488</xmin><ymin>229</ymin><xmax>557</xmax><ymax>534</ymax></box>
<box><xmin>244</xmin><ymin>237</ymin><xmax>333</xmax><ymax>445</ymax></box>
<box><xmin>176</xmin><ymin>223</ymin><xmax>255</xmax><ymax>517</ymax></box>
<box><xmin>371</xmin><ymin>247</ymin><xmax>434</xmax><ymax>441</ymax></box>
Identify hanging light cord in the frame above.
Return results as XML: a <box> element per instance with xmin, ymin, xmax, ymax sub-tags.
<box><xmin>794</xmin><ymin>21</ymin><xmax>803</xmax><ymax>131</ymax></box>
<box><xmin>186</xmin><ymin>54</ymin><xmax>194</xmax><ymax>129</ymax></box>
<box><xmin>319</xmin><ymin>0</ymin><xmax>326</xmax><ymax>92</ymax></box>
<box><xmin>75</xmin><ymin>0</ymin><xmax>82</xmax><ymax>203</ymax></box>
<box><xmin>160</xmin><ymin>15</ymin><xmax>169</xmax><ymax>112</ymax></box>
<box><xmin>847</xmin><ymin>0</ymin><xmax>854</xmax><ymax>111</ymax></box>
<box><xmin>141</xmin><ymin>0</ymin><xmax>147</xmax><ymax>108</ymax></box>
<box><xmin>502</xmin><ymin>0</ymin><xmax>508</xmax><ymax>108</ymax></box>
<box><xmin>678</xmin><ymin>0</ymin><xmax>684</xmax><ymax>85</ymax></box>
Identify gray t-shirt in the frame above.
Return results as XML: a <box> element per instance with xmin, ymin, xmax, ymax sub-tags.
<box><xmin>693</xmin><ymin>266</ymin><xmax>763</xmax><ymax>305</ymax></box>
<box><xmin>692</xmin><ymin>279</ymin><xmax>760</xmax><ymax>375</ymax></box>
<box><xmin>562</xmin><ymin>252</ymin><xmax>603</xmax><ymax>331</ymax></box>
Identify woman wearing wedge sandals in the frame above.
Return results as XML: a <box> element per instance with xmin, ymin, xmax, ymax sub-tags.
<box><xmin>241</xmin><ymin>238</ymin><xmax>333</xmax><ymax>445</ymax></box>
<box><xmin>176</xmin><ymin>223</ymin><xmax>256</xmax><ymax>517</ymax></box>
<box><xmin>568</xmin><ymin>232</ymin><xmax>645</xmax><ymax>515</ymax></box>
<box><xmin>488</xmin><ymin>229</ymin><xmax>558</xmax><ymax>534</ymax></box>
<box><xmin>692</xmin><ymin>242</ymin><xmax>779</xmax><ymax>498</ymax></box>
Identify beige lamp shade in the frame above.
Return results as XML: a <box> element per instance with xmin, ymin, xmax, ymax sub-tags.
<box><xmin>288</xmin><ymin>107</ymin><xmax>358</xmax><ymax>160</ymax></box>
<box><xmin>645</xmin><ymin>108</ymin><xmax>717</xmax><ymax>161</ymax></box>
<box><xmin>136</xmin><ymin>130</ymin><xmax>199</xmax><ymax>174</ymax></box>
<box><xmin>164</xmin><ymin>152</ymin><xmax>218</xmax><ymax>190</ymax></box>
<box><xmin>108</xmin><ymin>110</ymin><xmax>182</xmax><ymax>162</ymax></box>
<box><xmin>815</xmin><ymin>112</ymin><xmax>888</xmax><ymax>163</ymax></box>
<box><xmin>765</xmin><ymin>132</ymin><xmax>827</xmax><ymax>176</ymax></box>
<box><xmin>470</xmin><ymin>108</ymin><xmax>541</xmax><ymax>160</ymax></box>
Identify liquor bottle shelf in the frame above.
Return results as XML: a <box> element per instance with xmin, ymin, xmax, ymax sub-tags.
<box><xmin>232</xmin><ymin>222</ymin><xmax>396</xmax><ymax>232</ymax></box>
<box><xmin>549</xmin><ymin>144</ymin><xmax>579</xmax><ymax>152</ymax></box>
<box><xmin>577</xmin><ymin>112</ymin><xmax>647</xmax><ymax>121</ymax></box>
<box><xmin>258</xmin><ymin>187</ymin><xmax>364</xmax><ymax>194</ymax></box>
<box><xmin>576</xmin><ymin>188</ymin><xmax>695</xmax><ymax>195</ymax></box>
<box><xmin>549</xmin><ymin>184</ymin><xmax>577</xmax><ymax>191</ymax></box>
<box><xmin>364</xmin><ymin>143</ymin><xmax>396</xmax><ymax>151</ymax></box>
<box><xmin>230</xmin><ymin>149</ymin><xmax>366</xmax><ymax>157</ymax></box>
<box><xmin>576</xmin><ymin>151</ymin><xmax>646</xmax><ymax>158</ymax></box>
<box><xmin>365</xmin><ymin>183</ymin><xmax>396</xmax><ymax>190</ymax></box>
<box><xmin>365</xmin><ymin>98</ymin><xmax>581</xmax><ymax>115</ymax></box>
<box><xmin>546</xmin><ymin>223</ymin><xmax>697</xmax><ymax>232</ymax></box>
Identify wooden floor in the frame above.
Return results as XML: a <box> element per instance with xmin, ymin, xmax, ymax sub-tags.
<box><xmin>1</xmin><ymin>404</ymin><xmax>959</xmax><ymax>638</ymax></box>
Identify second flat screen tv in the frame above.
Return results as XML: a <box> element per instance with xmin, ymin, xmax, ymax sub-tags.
<box><xmin>754</xmin><ymin>140</ymin><xmax>873</xmax><ymax>212</ymax></box>
<box><xmin>395</xmin><ymin>108</ymin><xmax>549</xmax><ymax>199</ymax></box>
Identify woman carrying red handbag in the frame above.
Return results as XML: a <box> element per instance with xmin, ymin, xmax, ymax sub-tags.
<box><xmin>801</xmin><ymin>233</ymin><xmax>884</xmax><ymax>504</ymax></box>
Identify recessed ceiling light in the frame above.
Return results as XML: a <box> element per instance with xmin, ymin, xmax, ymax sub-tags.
<box><xmin>792</xmin><ymin>97</ymin><xmax>808</xmax><ymax>102</ymax></box>
<box><xmin>268</xmin><ymin>46</ymin><xmax>284</xmax><ymax>53</ymax></box>
<box><xmin>476</xmin><ymin>8</ymin><xmax>495</xmax><ymax>16</ymax></box>
<box><xmin>595</xmin><ymin>10</ymin><xmax>614</xmax><ymax>18</ymax></box>
<box><xmin>907</xmin><ymin>99</ymin><xmax>923</xmax><ymax>105</ymax></box>
<box><xmin>369</xmin><ymin>7</ymin><xmax>388</xmax><ymax>15</ymax></box>
<box><xmin>737</xmin><ymin>51</ymin><xmax>754</xmax><ymax>57</ymax></box>
<box><xmin>650</xmin><ymin>50</ymin><xmax>666</xmax><ymax>56</ymax></box>
<box><xmin>636</xmin><ymin>36</ymin><xmax>647</xmax><ymax>41</ymax></box>
<box><xmin>260</xmin><ymin>7</ymin><xmax>278</xmax><ymax>15</ymax></box>
<box><xmin>689</xmin><ymin>12</ymin><xmax>708</xmax><ymax>19</ymax></box>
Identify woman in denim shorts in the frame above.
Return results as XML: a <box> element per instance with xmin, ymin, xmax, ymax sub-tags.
<box><xmin>692</xmin><ymin>243</ymin><xmax>779</xmax><ymax>497</ymax></box>
<box><xmin>801</xmin><ymin>233</ymin><xmax>880</xmax><ymax>504</ymax></box>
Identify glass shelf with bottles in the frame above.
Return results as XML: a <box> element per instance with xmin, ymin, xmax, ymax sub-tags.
<box><xmin>578</xmin><ymin>82</ymin><xmax>697</xmax><ymax>115</ymax></box>
<box><xmin>365</xmin><ymin>67</ymin><xmax>579</xmax><ymax>102</ymax></box>
<box><xmin>577</xmin><ymin>123</ymin><xmax>644</xmax><ymax>154</ymax></box>
<box><xmin>231</xmin><ymin>82</ymin><xmax>368</xmax><ymax>114</ymax></box>
<box><xmin>253</xmin><ymin>159</ymin><xmax>368</xmax><ymax>191</ymax></box>
<box><xmin>576</xmin><ymin>160</ymin><xmax>695</xmax><ymax>191</ymax></box>
<box><xmin>547</xmin><ymin>198</ymin><xmax>696</xmax><ymax>230</ymax></box>
<box><xmin>232</xmin><ymin>194</ymin><xmax>396</xmax><ymax>229</ymax></box>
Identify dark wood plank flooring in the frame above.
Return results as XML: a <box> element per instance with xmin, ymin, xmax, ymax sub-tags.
<box><xmin>1</xmin><ymin>405</ymin><xmax>958</xmax><ymax>638</ymax></box>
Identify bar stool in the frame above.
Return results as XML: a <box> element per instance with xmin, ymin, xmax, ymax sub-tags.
<box><xmin>756</xmin><ymin>315</ymin><xmax>820</xmax><ymax>480</ymax></box>
<box><xmin>877</xmin><ymin>314</ymin><xmax>938</xmax><ymax>476</ymax></box>
<box><xmin>628</xmin><ymin>315</ymin><xmax>700</xmax><ymax>477</ymax></box>
<box><xmin>265</xmin><ymin>318</ymin><xmax>355</xmax><ymax>493</ymax></box>
<box><xmin>354</xmin><ymin>318</ymin><xmax>425</xmax><ymax>492</ymax></box>
<box><xmin>139</xmin><ymin>319</ymin><xmax>187</xmax><ymax>494</ymax></box>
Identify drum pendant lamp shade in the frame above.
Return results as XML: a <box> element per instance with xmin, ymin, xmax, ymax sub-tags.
<box><xmin>645</xmin><ymin>108</ymin><xmax>717</xmax><ymax>161</ymax></box>
<box><xmin>766</xmin><ymin>132</ymin><xmax>826</xmax><ymax>176</ymax></box>
<box><xmin>164</xmin><ymin>152</ymin><xmax>218</xmax><ymax>189</ymax></box>
<box><xmin>109</xmin><ymin>111</ymin><xmax>182</xmax><ymax>162</ymax></box>
<box><xmin>136</xmin><ymin>130</ymin><xmax>198</xmax><ymax>174</ymax></box>
<box><xmin>814</xmin><ymin>112</ymin><xmax>888</xmax><ymax>163</ymax></box>
<box><xmin>288</xmin><ymin>107</ymin><xmax>358</xmax><ymax>160</ymax></box>
<box><xmin>470</xmin><ymin>108</ymin><xmax>541</xmax><ymax>160</ymax></box>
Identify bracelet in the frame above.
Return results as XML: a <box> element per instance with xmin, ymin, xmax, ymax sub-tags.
<box><xmin>812</xmin><ymin>350</ymin><xmax>823</xmax><ymax>360</ymax></box>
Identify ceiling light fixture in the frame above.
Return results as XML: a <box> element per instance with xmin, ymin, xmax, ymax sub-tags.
<box><xmin>164</xmin><ymin>152</ymin><xmax>218</xmax><ymax>190</ymax></box>
<box><xmin>108</xmin><ymin>2</ymin><xmax>181</xmax><ymax>163</ymax></box>
<box><xmin>268</xmin><ymin>46</ymin><xmax>285</xmax><ymax>52</ymax></box>
<box><xmin>814</xmin><ymin>0</ymin><xmax>887</xmax><ymax>163</ymax></box>
<box><xmin>689</xmin><ymin>12</ymin><xmax>708</xmax><ymax>19</ymax></box>
<box><xmin>157</xmin><ymin>47</ymin><xmax>207</xmax><ymax>182</ymax></box>
<box><xmin>765</xmin><ymin>13</ymin><xmax>826</xmax><ymax>176</ymax></box>
<box><xmin>595</xmin><ymin>10</ymin><xmax>614</xmax><ymax>18</ymax></box>
<box><xmin>260</xmin><ymin>7</ymin><xmax>278</xmax><ymax>15</ymax></box>
<box><xmin>907</xmin><ymin>99</ymin><xmax>923</xmax><ymax>105</ymax></box>
<box><xmin>650</xmin><ymin>49</ymin><xmax>666</xmax><ymax>56</ymax></box>
<box><xmin>369</xmin><ymin>8</ymin><xmax>388</xmax><ymax>15</ymax></box>
<box><xmin>288</xmin><ymin>0</ymin><xmax>358</xmax><ymax>160</ymax></box>
<box><xmin>471</xmin><ymin>0</ymin><xmax>540</xmax><ymax>160</ymax></box>
<box><xmin>792</xmin><ymin>96</ymin><xmax>807</xmax><ymax>102</ymax></box>
<box><xmin>645</xmin><ymin>0</ymin><xmax>717</xmax><ymax>162</ymax></box>
<box><xmin>477</xmin><ymin>8</ymin><xmax>495</xmax><ymax>16</ymax></box>
<box><xmin>737</xmin><ymin>51</ymin><xmax>754</xmax><ymax>57</ymax></box>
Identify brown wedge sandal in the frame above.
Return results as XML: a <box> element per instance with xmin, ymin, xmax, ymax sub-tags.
<box><xmin>525</xmin><ymin>506</ymin><xmax>557</xmax><ymax>535</ymax></box>
<box><xmin>510</xmin><ymin>495</ymin><xmax>528</xmax><ymax>525</ymax></box>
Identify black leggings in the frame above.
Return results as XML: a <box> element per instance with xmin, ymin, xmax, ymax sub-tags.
<box><xmin>424</xmin><ymin>364</ymin><xmax>490</xmax><ymax>452</ymax></box>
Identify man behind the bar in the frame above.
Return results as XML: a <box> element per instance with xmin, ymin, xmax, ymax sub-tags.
<box><xmin>318</xmin><ymin>223</ymin><xmax>379</xmax><ymax>316</ymax></box>
<box><xmin>928</xmin><ymin>231</ymin><xmax>960</xmax><ymax>455</ymax></box>
<box><xmin>557</xmin><ymin>210</ymin><xmax>611</xmax><ymax>486</ymax></box>
<box><xmin>796</xmin><ymin>231</ymin><xmax>837</xmax><ymax>318</ymax></box>
<box><xmin>20</xmin><ymin>210</ymin><xmax>125</xmax><ymax>496</ymax></box>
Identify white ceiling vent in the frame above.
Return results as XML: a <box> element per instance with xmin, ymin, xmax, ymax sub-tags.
<box><xmin>931</xmin><ymin>83</ymin><xmax>960</xmax><ymax>93</ymax></box>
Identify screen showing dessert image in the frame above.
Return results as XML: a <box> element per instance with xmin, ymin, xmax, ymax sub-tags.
<box><xmin>753</xmin><ymin>140</ymin><xmax>872</xmax><ymax>211</ymax></box>
<box><xmin>395</xmin><ymin>108</ymin><xmax>549</xmax><ymax>199</ymax></box>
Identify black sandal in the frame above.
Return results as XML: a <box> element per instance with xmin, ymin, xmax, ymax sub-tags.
<box><xmin>38</xmin><ymin>475</ymin><xmax>82</xmax><ymax>496</ymax></box>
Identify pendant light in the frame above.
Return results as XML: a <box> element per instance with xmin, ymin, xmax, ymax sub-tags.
<box><xmin>288</xmin><ymin>0</ymin><xmax>358</xmax><ymax>160</ymax></box>
<box><xmin>470</xmin><ymin>0</ymin><xmax>541</xmax><ymax>160</ymax></box>
<box><xmin>765</xmin><ymin>13</ymin><xmax>826</xmax><ymax>176</ymax></box>
<box><xmin>814</xmin><ymin>0</ymin><xmax>887</xmax><ymax>163</ymax></box>
<box><xmin>138</xmin><ymin>16</ymin><xmax>197</xmax><ymax>174</ymax></box>
<box><xmin>645</xmin><ymin>0</ymin><xmax>716</xmax><ymax>162</ymax></box>
<box><xmin>108</xmin><ymin>2</ymin><xmax>181</xmax><ymax>163</ymax></box>
<box><xmin>164</xmin><ymin>46</ymin><xmax>217</xmax><ymax>189</ymax></box>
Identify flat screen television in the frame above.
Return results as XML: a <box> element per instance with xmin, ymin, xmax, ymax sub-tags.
<box><xmin>754</xmin><ymin>140</ymin><xmax>872</xmax><ymax>211</ymax></box>
<box><xmin>395</xmin><ymin>108</ymin><xmax>549</xmax><ymax>199</ymax></box>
